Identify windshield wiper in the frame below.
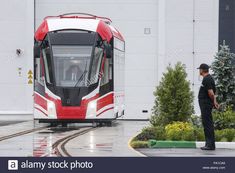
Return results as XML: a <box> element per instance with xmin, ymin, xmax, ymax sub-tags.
<box><xmin>73</xmin><ymin>70</ymin><xmax>87</xmax><ymax>88</ymax></box>
<box><xmin>73</xmin><ymin>61</ymin><xmax>88</xmax><ymax>88</ymax></box>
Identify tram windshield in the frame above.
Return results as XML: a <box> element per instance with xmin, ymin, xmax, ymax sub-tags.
<box><xmin>52</xmin><ymin>45</ymin><xmax>92</xmax><ymax>87</ymax></box>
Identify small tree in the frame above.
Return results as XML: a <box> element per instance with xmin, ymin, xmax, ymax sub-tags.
<box><xmin>151</xmin><ymin>62</ymin><xmax>194</xmax><ymax>126</ymax></box>
<box><xmin>211</xmin><ymin>42</ymin><xmax>235</xmax><ymax>109</ymax></box>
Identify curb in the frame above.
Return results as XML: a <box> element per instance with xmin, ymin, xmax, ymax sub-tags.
<box><xmin>149</xmin><ymin>140</ymin><xmax>196</xmax><ymax>148</ymax></box>
<box><xmin>196</xmin><ymin>142</ymin><xmax>235</xmax><ymax>149</ymax></box>
<box><xmin>128</xmin><ymin>133</ymin><xmax>147</xmax><ymax>157</ymax></box>
<box><xmin>149</xmin><ymin>140</ymin><xmax>235</xmax><ymax>149</ymax></box>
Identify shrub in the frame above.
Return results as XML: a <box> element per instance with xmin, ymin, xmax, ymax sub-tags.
<box><xmin>222</xmin><ymin>129</ymin><xmax>235</xmax><ymax>142</ymax></box>
<box><xmin>194</xmin><ymin>128</ymin><xmax>235</xmax><ymax>142</ymax></box>
<box><xmin>195</xmin><ymin>128</ymin><xmax>235</xmax><ymax>142</ymax></box>
<box><xmin>134</xmin><ymin>127</ymin><xmax>156</xmax><ymax>141</ymax></box>
<box><xmin>151</xmin><ymin>62</ymin><xmax>194</xmax><ymax>126</ymax></box>
<box><xmin>130</xmin><ymin>141</ymin><xmax>148</xmax><ymax>148</ymax></box>
<box><xmin>165</xmin><ymin>122</ymin><xmax>195</xmax><ymax>141</ymax></box>
<box><xmin>195</xmin><ymin>128</ymin><xmax>205</xmax><ymax>141</ymax></box>
<box><xmin>211</xmin><ymin>42</ymin><xmax>235</xmax><ymax>109</ymax></box>
<box><xmin>213</xmin><ymin>106</ymin><xmax>235</xmax><ymax>130</ymax></box>
<box><xmin>182</xmin><ymin>130</ymin><xmax>195</xmax><ymax>141</ymax></box>
<box><xmin>150</xmin><ymin>115</ymin><xmax>168</xmax><ymax>127</ymax></box>
<box><xmin>190</xmin><ymin>115</ymin><xmax>202</xmax><ymax>128</ymax></box>
<box><xmin>215</xmin><ymin>130</ymin><xmax>224</xmax><ymax>142</ymax></box>
<box><xmin>154</xmin><ymin>126</ymin><xmax>166</xmax><ymax>140</ymax></box>
<box><xmin>134</xmin><ymin>126</ymin><xmax>166</xmax><ymax>141</ymax></box>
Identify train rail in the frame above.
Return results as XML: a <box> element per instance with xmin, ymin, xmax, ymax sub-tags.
<box><xmin>53</xmin><ymin>127</ymin><xmax>97</xmax><ymax>157</ymax></box>
<box><xmin>0</xmin><ymin>126</ymin><xmax>48</xmax><ymax>142</ymax></box>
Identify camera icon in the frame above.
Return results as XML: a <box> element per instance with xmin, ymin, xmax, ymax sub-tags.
<box><xmin>8</xmin><ymin>160</ymin><xmax>18</xmax><ymax>170</ymax></box>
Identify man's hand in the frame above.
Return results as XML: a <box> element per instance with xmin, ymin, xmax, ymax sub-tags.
<box><xmin>208</xmin><ymin>89</ymin><xmax>219</xmax><ymax>109</ymax></box>
<box><xmin>214</xmin><ymin>101</ymin><xmax>219</xmax><ymax>109</ymax></box>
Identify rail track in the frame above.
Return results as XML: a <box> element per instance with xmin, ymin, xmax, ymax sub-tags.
<box><xmin>0</xmin><ymin>126</ymin><xmax>48</xmax><ymax>142</ymax></box>
<box><xmin>53</xmin><ymin>127</ymin><xmax>97</xmax><ymax>157</ymax></box>
<box><xmin>0</xmin><ymin>123</ymin><xmax>97</xmax><ymax>157</ymax></box>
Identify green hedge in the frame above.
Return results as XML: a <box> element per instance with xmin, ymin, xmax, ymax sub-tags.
<box><xmin>134</xmin><ymin>126</ymin><xmax>165</xmax><ymax>141</ymax></box>
<box><xmin>222</xmin><ymin>129</ymin><xmax>235</xmax><ymax>142</ymax></box>
<box><xmin>165</xmin><ymin>122</ymin><xmax>195</xmax><ymax>141</ymax></box>
<box><xmin>130</xmin><ymin>141</ymin><xmax>148</xmax><ymax>148</ymax></box>
<box><xmin>134</xmin><ymin>122</ymin><xmax>235</xmax><ymax>143</ymax></box>
<box><xmin>213</xmin><ymin>106</ymin><xmax>235</xmax><ymax>130</ymax></box>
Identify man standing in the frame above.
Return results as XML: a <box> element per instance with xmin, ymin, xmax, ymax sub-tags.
<box><xmin>198</xmin><ymin>63</ymin><xmax>219</xmax><ymax>150</ymax></box>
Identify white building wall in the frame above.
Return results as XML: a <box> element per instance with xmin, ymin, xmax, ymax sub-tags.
<box><xmin>0</xmin><ymin>0</ymin><xmax>34</xmax><ymax>115</ymax></box>
<box><xmin>193</xmin><ymin>0</ymin><xmax>219</xmax><ymax>113</ymax></box>
<box><xmin>158</xmin><ymin>0</ymin><xmax>219</xmax><ymax>114</ymax></box>
<box><xmin>0</xmin><ymin>0</ymin><xmax>218</xmax><ymax>119</ymax></box>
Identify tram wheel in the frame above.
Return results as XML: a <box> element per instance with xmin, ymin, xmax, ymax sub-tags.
<box><xmin>61</xmin><ymin>123</ymin><xmax>68</xmax><ymax>127</ymax></box>
<box><xmin>50</xmin><ymin>122</ymin><xmax>58</xmax><ymax>127</ymax></box>
<box><xmin>97</xmin><ymin>122</ymin><xmax>103</xmax><ymax>127</ymax></box>
<box><xmin>106</xmin><ymin>121</ymin><xmax>112</xmax><ymax>127</ymax></box>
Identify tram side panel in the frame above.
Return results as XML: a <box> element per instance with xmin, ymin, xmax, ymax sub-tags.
<box><xmin>33</xmin><ymin>53</ymin><xmax>58</xmax><ymax>120</ymax></box>
<box><xmin>92</xmin><ymin>43</ymin><xmax>115</xmax><ymax>120</ymax></box>
<box><xmin>113</xmin><ymin>37</ymin><xmax>125</xmax><ymax>118</ymax></box>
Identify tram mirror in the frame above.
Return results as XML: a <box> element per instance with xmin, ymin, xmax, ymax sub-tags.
<box><xmin>105</xmin><ymin>43</ymin><xmax>112</xmax><ymax>59</ymax></box>
<box><xmin>34</xmin><ymin>45</ymin><xmax>40</xmax><ymax>58</ymax></box>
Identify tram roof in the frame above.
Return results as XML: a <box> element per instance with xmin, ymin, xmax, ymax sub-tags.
<box><xmin>35</xmin><ymin>15</ymin><xmax>124</xmax><ymax>42</ymax></box>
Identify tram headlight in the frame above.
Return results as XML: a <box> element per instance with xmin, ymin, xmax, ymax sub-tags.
<box><xmin>89</xmin><ymin>101</ymin><xmax>97</xmax><ymax>109</ymax></box>
<box><xmin>86</xmin><ymin>100</ymin><xmax>97</xmax><ymax>117</ymax></box>
<box><xmin>47</xmin><ymin>101</ymin><xmax>56</xmax><ymax>118</ymax></box>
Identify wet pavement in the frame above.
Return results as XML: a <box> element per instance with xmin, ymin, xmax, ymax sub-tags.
<box><xmin>0</xmin><ymin>121</ymin><xmax>37</xmax><ymax>138</ymax></box>
<box><xmin>0</xmin><ymin>122</ymin><xmax>91</xmax><ymax>157</ymax></box>
<box><xmin>0</xmin><ymin>121</ymin><xmax>26</xmax><ymax>127</ymax></box>
<box><xmin>138</xmin><ymin>148</ymin><xmax>235</xmax><ymax>157</ymax></box>
<box><xmin>1</xmin><ymin>119</ymin><xmax>234</xmax><ymax>157</ymax></box>
<box><xmin>0</xmin><ymin>120</ymin><xmax>148</xmax><ymax>157</ymax></box>
<box><xmin>65</xmin><ymin>121</ymin><xmax>148</xmax><ymax>157</ymax></box>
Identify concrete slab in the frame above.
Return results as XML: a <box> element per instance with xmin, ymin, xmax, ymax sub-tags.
<box><xmin>0</xmin><ymin>114</ymin><xmax>33</xmax><ymax>121</ymax></box>
<box><xmin>0</xmin><ymin>120</ymin><xmax>37</xmax><ymax>138</ymax></box>
<box><xmin>0</xmin><ymin>125</ymin><xmax>89</xmax><ymax>157</ymax></box>
<box><xmin>0</xmin><ymin>119</ymin><xmax>148</xmax><ymax>157</ymax></box>
<box><xmin>65</xmin><ymin>120</ymin><xmax>148</xmax><ymax>157</ymax></box>
<box><xmin>196</xmin><ymin>142</ymin><xmax>235</xmax><ymax>149</ymax></box>
<box><xmin>0</xmin><ymin>121</ymin><xmax>26</xmax><ymax>127</ymax></box>
<box><xmin>137</xmin><ymin>148</ymin><xmax>235</xmax><ymax>157</ymax></box>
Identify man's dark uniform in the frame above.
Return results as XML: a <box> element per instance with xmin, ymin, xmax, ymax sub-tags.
<box><xmin>198</xmin><ymin>73</ymin><xmax>216</xmax><ymax>148</ymax></box>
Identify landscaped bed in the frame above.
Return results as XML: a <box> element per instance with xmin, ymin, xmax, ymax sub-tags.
<box><xmin>130</xmin><ymin>121</ymin><xmax>235</xmax><ymax>149</ymax></box>
<box><xmin>132</xmin><ymin>58</ymin><xmax>235</xmax><ymax>150</ymax></box>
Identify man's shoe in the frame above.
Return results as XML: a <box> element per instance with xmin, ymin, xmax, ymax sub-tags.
<box><xmin>200</xmin><ymin>146</ymin><xmax>215</xmax><ymax>150</ymax></box>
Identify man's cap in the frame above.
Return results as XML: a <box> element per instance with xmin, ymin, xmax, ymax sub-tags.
<box><xmin>197</xmin><ymin>63</ymin><xmax>210</xmax><ymax>70</ymax></box>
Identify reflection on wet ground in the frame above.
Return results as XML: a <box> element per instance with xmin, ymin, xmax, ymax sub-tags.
<box><xmin>0</xmin><ymin>121</ymin><xmax>26</xmax><ymax>127</ymax></box>
<box><xmin>0</xmin><ymin>121</ymin><xmax>148</xmax><ymax>157</ymax></box>
<box><xmin>33</xmin><ymin>125</ymin><xmax>91</xmax><ymax>157</ymax></box>
<box><xmin>38</xmin><ymin>127</ymin><xmax>80</xmax><ymax>134</ymax></box>
<box><xmin>65</xmin><ymin>121</ymin><xmax>149</xmax><ymax>156</ymax></box>
<box><xmin>0</xmin><ymin>124</ymin><xmax>91</xmax><ymax>157</ymax></box>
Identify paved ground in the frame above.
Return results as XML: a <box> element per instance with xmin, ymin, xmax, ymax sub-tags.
<box><xmin>3</xmin><ymin>119</ymin><xmax>233</xmax><ymax>157</ymax></box>
<box><xmin>0</xmin><ymin>120</ymin><xmax>148</xmax><ymax>157</ymax></box>
<box><xmin>65</xmin><ymin>121</ymin><xmax>148</xmax><ymax>157</ymax></box>
<box><xmin>0</xmin><ymin>121</ymin><xmax>26</xmax><ymax>127</ymax></box>
<box><xmin>138</xmin><ymin>148</ymin><xmax>235</xmax><ymax>157</ymax></box>
<box><xmin>0</xmin><ymin>120</ymin><xmax>39</xmax><ymax>138</ymax></box>
<box><xmin>0</xmin><ymin>123</ymin><xmax>90</xmax><ymax>157</ymax></box>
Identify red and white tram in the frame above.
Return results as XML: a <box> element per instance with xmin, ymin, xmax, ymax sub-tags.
<box><xmin>33</xmin><ymin>13</ymin><xmax>125</xmax><ymax>126</ymax></box>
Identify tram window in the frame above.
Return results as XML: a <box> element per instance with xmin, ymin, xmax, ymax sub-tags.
<box><xmin>42</xmin><ymin>48</ymin><xmax>53</xmax><ymax>84</ymax></box>
<box><xmin>89</xmin><ymin>47</ymin><xmax>103</xmax><ymax>85</ymax></box>
<box><xmin>52</xmin><ymin>45</ymin><xmax>92</xmax><ymax>87</ymax></box>
<box><xmin>109</xmin><ymin>58</ymin><xmax>113</xmax><ymax>80</ymax></box>
<box><xmin>35</xmin><ymin>58</ymin><xmax>40</xmax><ymax>81</ymax></box>
<box><xmin>37</xmin><ymin>56</ymin><xmax>44</xmax><ymax>84</ymax></box>
<box><xmin>101</xmin><ymin>58</ymin><xmax>110</xmax><ymax>86</ymax></box>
